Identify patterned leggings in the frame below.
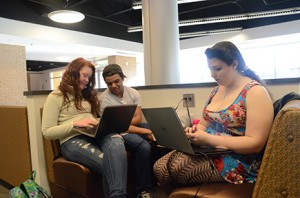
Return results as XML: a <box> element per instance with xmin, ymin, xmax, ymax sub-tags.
<box><xmin>153</xmin><ymin>150</ymin><xmax>225</xmax><ymax>194</ymax></box>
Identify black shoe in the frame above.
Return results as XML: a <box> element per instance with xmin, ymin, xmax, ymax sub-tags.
<box><xmin>137</xmin><ymin>190</ymin><xmax>152</xmax><ymax>198</ymax></box>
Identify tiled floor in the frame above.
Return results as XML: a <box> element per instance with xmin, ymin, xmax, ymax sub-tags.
<box><xmin>0</xmin><ymin>185</ymin><xmax>9</xmax><ymax>198</ymax></box>
<box><xmin>0</xmin><ymin>184</ymin><xmax>167</xmax><ymax>198</ymax></box>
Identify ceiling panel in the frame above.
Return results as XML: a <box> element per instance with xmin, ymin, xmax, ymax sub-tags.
<box><xmin>1</xmin><ymin>0</ymin><xmax>300</xmax><ymax>71</ymax></box>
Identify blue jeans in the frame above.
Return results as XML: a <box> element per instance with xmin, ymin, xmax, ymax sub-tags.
<box><xmin>122</xmin><ymin>124</ymin><xmax>152</xmax><ymax>194</ymax></box>
<box><xmin>60</xmin><ymin>134</ymin><xmax>127</xmax><ymax>198</ymax></box>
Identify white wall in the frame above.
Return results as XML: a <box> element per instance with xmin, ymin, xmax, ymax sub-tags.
<box><xmin>0</xmin><ymin>43</ymin><xmax>27</xmax><ymax>106</ymax></box>
<box><xmin>139</xmin><ymin>83</ymin><xmax>300</xmax><ymax>121</ymax></box>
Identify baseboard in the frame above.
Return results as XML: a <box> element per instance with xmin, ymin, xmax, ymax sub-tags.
<box><xmin>0</xmin><ymin>178</ymin><xmax>14</xmax><ymax>190</ymax></box>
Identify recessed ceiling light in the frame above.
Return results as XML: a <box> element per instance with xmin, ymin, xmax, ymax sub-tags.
<box><xmin>48</xmin><ymin>10</ymin><xmax>85</xmax><ymax>23</ymax></box>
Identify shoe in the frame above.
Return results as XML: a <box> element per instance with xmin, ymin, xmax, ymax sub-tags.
<box><xmin>137</xmin><ymin>190</ymin><xmax>152</xmax><ymax>198</ymax></box>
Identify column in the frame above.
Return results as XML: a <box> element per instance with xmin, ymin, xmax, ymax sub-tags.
<box><xmin>142</xmin><ymin>0</ymin><xmax>180</xmax><ymax>85</ymax></box>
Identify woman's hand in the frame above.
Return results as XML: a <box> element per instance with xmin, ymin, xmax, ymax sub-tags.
<box><xmin>73</xmin><ymin>117</ymin><xmax>98</xmax><ymax>128</ymax></box>
<box><xmin>185</xmin><ymin>126</ymin><xmax>208</xmax><ymax>145</ymax></box>
<box><xmin>184</xmin><ymin>124</ymin><xmax>197</xmax><ymax>134</ymax></box>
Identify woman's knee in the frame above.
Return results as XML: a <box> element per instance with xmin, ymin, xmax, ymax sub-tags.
<box><xmin>110</xmin><ymin>134</ymin><xmax>125</xmax><ymax>144</ymax></box>
<box><xmin>153</xmin><ymin>151</ymin><xmax>174</xmax><ymax>173</ymax></box>
<box><xmin>101</xmin><ymin>134</ymin><xmax>125</xmax><ymax>147</ymax></box>
<box><xmin>109</xmin><ymin>136</ymin><xmax>126</xmax><ymax>151</ymax></box>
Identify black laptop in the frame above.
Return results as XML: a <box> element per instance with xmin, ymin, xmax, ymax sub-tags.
<box><xmin>76</xmin><ymin>104</ymin><xmax>137</xmax><ymax>138</ymax></box>
<box><xmin>142</xmin><ymin>107</ymin><xmax>232</xmax><ymax>155</ymax></box>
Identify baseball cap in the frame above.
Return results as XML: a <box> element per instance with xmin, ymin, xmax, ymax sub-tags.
<box><xmin>102</xmin><ymin>64</ymin><xmax>125</xmax><ymax>79</ymax></box>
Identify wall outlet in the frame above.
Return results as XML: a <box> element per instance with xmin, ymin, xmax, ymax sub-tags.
<box><xmin>183</xmin><ymin>93</ymin><xmax>195</xmax><ymax>107</ymax></box>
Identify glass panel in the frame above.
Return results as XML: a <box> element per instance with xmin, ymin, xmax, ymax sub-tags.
<box><xmin>50</xmin><ymin>70</ymin><xmax>63</xmax><ymax>90</ymax></box>
<box><xmin>241</xmin><ymin>46</ymin><xmax>276</xmax><ymax>79</ymax></box>
<box><xmin>274</xmin><ymin>42</ymin><xmax>300</xmax><ymax>79</ymax></box>
<box><xmin>95</xmin><ymin>69</ymin><xmax>101</xmax><ymax>88</ymax></box>
<box><xmin>52</xmin><ymin>71</ymin><xmax>61</xmax><ymax>78</ymax></box>
<box><xmin>52</xmin><ymin>78</ymin><xmax>61</xmax><ymax>90</ymax></box>
<box><xmin>179</xmin><ymin>47</ymin><xmax>213</xmax><ymax>84</ymax></box>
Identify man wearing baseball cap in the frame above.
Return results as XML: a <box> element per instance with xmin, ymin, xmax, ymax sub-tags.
<box><xmin>100</xmin><ymin>64</ymin><xmax>153</xmax><ymax>198</ymax></box>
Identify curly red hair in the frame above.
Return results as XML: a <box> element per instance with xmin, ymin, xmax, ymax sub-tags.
<box><xmin>58</xmin><ymin>57</ymin><xmax>100</xmax><ymax>117</ymax></box>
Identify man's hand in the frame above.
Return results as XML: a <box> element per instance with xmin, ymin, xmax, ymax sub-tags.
<box><xmin>147</xmin><ymin>132</ymin><xmax>154</xmax><ymax>141</ymax></box>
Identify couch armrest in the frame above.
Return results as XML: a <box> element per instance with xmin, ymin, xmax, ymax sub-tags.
<box><xmin>53</xmin><ymin>157</ymin><xmax>101</xmax><ymax>195</ymax></box>
<box><xmin>253</xmin><ymin>100</ymin><xmax>300</xmax><ymax>198</ymax></box>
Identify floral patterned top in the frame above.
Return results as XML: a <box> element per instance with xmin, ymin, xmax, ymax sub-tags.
<box><xmin>203</xmin><ymin>80</ymin><xmax>263</xmax><ymax>184</ymax></box>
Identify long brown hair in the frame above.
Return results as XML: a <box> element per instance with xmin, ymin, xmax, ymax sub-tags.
<box><xmin>58</xmin><ymin>57</ymin><xmax>100</xmax><ymax>117</ymax></box>
<box><xmin>205</xmin><ymin>41</ymin><xmax>263</xmax><ymax>84</ymax></box>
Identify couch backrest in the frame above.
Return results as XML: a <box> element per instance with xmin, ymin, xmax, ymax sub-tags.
<box><xmin>40</xmin><ymin>107</ymin><xmax>61</xmax><ymax>183</ymax></box>
<box><xmin>253</xmin><ymin>99</ymin><xmax>300</xmax><ymax>197</ymax></box>
<box><xmin>0</xmin><ymin>106</ymin><xmax>32</xmax><ymax>186</ymax></box>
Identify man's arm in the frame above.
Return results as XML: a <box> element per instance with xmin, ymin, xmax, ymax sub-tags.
<box><xmin>127</xmin><ymin>106</ymin><xmax>153</xmax><ymax>139</ymax></box>
<box><xmin>130</xmin><ymin>106</ymin><xmax>142</xmax><ymax>125</ymax></box>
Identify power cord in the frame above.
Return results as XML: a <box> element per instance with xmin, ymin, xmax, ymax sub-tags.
<box><xmin>174</xmin><ymin>98</ymin><xmax>216</xmax><ymax>197</ymax></box>
<box><xmin>193</xmin><ymin>152</ymin><xmax>216</xmax><ymax>198</ymax></box>
<box><xmin>174</xmin><ymin>97</ymin><xmax>193</xmax><ymax>127</ymax></box>
<box><xmin>184</xmin><ymin>98</ymin><xmax>192</xmax><ymax>127</ymax></box>
<box><xmin>174</xmin><ymin>98</ymin><xmax>184</xmax><ymax>110</ymax></box>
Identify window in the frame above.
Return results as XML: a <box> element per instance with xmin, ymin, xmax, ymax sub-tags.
<box><xmin>273</xmin><ymin>42</ymin><xmax>300</xmax><ymax>78</ymax></box>
<box><xmin>50</xmin><ymin>70</ymin><xmax>64</xmax><ymax>90</ymax></box>
<box><xmin>179</xmin><ymin>33</ymin><xmax>300</xmax><ymax>83</ymax></box>
<box><xmin>93</xmin><ymin>59</ymin><xmax>108</xmax><ymax>88</ymax></box>
<box><xmin>48</xmin><ymin>33</ymin><xmax>300</xmax><ymax>89</ymax></box>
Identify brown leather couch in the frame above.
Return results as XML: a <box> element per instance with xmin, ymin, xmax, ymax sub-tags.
<box><xmin>42</xmin><ymin>117</ymin><xmax>167</xmax><ymax>198</ymax></box>
<box><xmin>169</xmin><ymin>99</ymin><xmax>300</xmax><ymax>198</ymax></box>
<box><xmin>43</xmin><ymin>137</ymin><xmax>137</xmax><ymax>198</ymax></box>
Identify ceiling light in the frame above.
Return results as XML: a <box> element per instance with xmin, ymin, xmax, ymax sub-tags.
<box><xmin>179</xmin><ymin>27</ymin><xmax>242</xmax><ymax>38</ymax></box>
<box><xmin>48</xmin><ymin>10</ymin><xmax>85</xmax><ymax>23</ymax></box>
<box><xmin>132</xmin><ymin>2</ymin><xmax>142</xmax><ymax>10</ymax></box>
<box><xmin>179</xmin><ymin>7</ymin><xmax>300</xmax><ymax>27</ymax></box>
<box><xmin>127</xmin><ymin>26</ymin><xmax>143</xmax><ymax>33</ymax></box>
<box><xmin>128</xmin><ymin>6</ymin><xmax>300</xmax><ymax>32</ymax></box>
<box><xmin>177</xmin><ymin>0</ymin><xmax>206</xmax><ymax>4</ymax></box>
<box><xmin>132</xmin><ymin>0</ymin><xmax>205</xmax><ymax>9</ymax></box>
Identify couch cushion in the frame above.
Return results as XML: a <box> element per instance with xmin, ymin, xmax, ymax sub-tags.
<box><xmin>169</xmin><ymin>183</ymin><xmax>254</xmax><ymax>198</ymax></box>
<box><xmin>252</xmin><ymin>100</ymin><xmax>300</xmax><ymax>198</ymax></box>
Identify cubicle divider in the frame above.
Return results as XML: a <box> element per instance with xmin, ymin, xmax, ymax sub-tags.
<box><xmin>0</xmin><ymin>106</ymin><xmax>32</xmax><ymax>187</ymax></box>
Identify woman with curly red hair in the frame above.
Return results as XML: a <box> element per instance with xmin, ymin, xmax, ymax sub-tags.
<box><xmin>42</xmin><ymin>57</ymin><xmax>127</xmax><ymax>198</ymax></box>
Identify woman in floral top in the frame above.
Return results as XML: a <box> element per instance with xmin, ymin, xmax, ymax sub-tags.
<box><xmin>153</xmin><ymin>41</ymin><xmax>274</xmax><ymax>194</ymax></box>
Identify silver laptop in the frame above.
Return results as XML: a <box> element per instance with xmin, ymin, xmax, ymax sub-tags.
<box><xmin>142</xmin><ymin>107</ymin><xmax>231</xmax><ymax>155</ymax></box>
<box><xmin>76</xmin><ymin>104</ymin><xmax>137</xmax><ymax>138</ymax></box>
